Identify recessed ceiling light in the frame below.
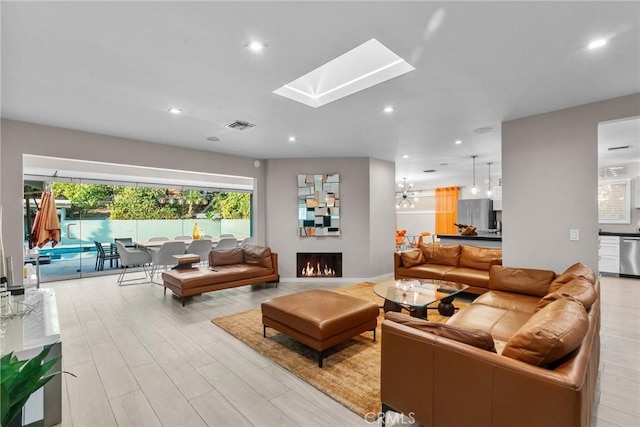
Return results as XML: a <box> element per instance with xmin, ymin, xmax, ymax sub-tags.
<box><xmin>206</xmin><ymin>136</ymin><xmax>221</xmax><ymax>142</ymax></box>
<box><xmin>384</xmin><ymin>106</ymin><xmax>396</xmax><ymax>113</ymax></box>
<box><xmin>473</xmin><ymin>127</ymin><xmax>493</xmax><ymax>134</ymax></box>
<box><xmin>588</xmin><ymin>39</ymin><xmax>607</xmax><ymax>50</ymax></box>
<box><xmin>455</xmin><ymin>140</ymin><xmax>462</xmax><ymax>145</ymax></box>
<box><xmin>288</xmin><ymin>136</ymin><xmax>297</xmax><ymax>142</ymax></box>
<box><xmin>402</xmin><ymin>154</ymin><xmax>409</xmax><ymax>159</ymax></box>
<box><xmin>246</xmin><ymin>41</ymin><xmax>267</xmax><ymax>52</ymax></box>
<box><xmin>168</xmin><ymin>107</ymin><xmax>183</xmax><ymax>114</ymax></box>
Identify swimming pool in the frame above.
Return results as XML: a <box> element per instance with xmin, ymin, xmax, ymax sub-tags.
<box><xmin>38</xmin><ymin>245</ymin><xmax>99</xmax><ymax>260</ymax></box>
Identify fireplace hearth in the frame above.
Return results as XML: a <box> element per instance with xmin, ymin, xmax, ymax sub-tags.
<box><xmin>297</xmin><ymin>252</ymin><xmax>342</xmax><ymax>278</ymax></box>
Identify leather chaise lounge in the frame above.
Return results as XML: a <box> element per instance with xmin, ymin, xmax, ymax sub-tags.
<box><xmin>162</xmin><ymin>245</ymin><xmax>279</xmax><ymax>306</ymax></box>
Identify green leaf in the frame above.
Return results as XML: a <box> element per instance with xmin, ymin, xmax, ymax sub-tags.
<box><xmin>0</xmin><ymin>344</ymin><xmax>62</xmax><ymax>427</ymax></box>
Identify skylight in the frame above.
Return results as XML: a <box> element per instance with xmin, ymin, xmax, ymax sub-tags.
<box><xmin>273</xmin><ymin>39</ymin><xmax>415</xmax><ymax>108</ymax></box>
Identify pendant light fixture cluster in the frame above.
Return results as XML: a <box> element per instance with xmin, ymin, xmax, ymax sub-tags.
<box><xmin>469</xmin><ymin>156</ymin><xmax>496</xmax><ymax>197</ymax></box>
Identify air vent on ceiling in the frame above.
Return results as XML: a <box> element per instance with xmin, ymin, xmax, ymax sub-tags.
<box><xmin>607</xmin><ymin>145</ymin><xmax>630</xmax><ymax>151</ymax></box>
<box><xmin>599</xmin><ymin>166</ymin><xmax>626</xmax><ymax>178</ymax></box>
<box><xmin>423</xmin><ymin>169</ymin><xmax>437</xmax><ymax>173</ymax></box>
<box><xmin>225</xmin><ymin>120</ymin><xmax>256</xmax><ymax>131</ymax></box>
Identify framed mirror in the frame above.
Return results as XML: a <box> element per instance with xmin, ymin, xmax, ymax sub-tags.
<box><xmin>297</xmin><ymin>174</ymin><xmax>340</xmax><ymax>236</ymax></box>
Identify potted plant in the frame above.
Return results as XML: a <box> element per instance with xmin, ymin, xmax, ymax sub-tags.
<box><xmin>1</xmin><ymin>343</ymin><xmax>70</xmax><ymax>427</ymax></box>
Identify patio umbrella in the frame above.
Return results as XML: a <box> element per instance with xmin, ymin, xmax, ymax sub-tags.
<box><xmin>30</xmin><ymin>191</ymin><xmax>61</xmax><ymax>248</ymax></box>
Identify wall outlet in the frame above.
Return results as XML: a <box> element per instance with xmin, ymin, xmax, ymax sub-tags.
<box><xmin>569</xmin><ymin>229</ymin><xmax>580</xmax><ymax>241</ymax></box>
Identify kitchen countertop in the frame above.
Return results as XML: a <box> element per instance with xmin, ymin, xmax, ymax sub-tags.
<box><xmin>599</xmin><ymin>231</ymin><xmax>640</xmax><ymax>237</ymax></box>
<box><xmin>436</xmin><ymin>234</ymin><xmax>502</xmax><ymax>242</ymax></box>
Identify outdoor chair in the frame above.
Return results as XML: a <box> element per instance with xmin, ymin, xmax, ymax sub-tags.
<box><xmin>115</xmin><ymin>241</ymin><xmax>151</xmax><ymax>286</ymax></box>
<box><xmin>94</xmin><ymin>241</ymin><xmax>120</xmax><ymax>271</ymax></box>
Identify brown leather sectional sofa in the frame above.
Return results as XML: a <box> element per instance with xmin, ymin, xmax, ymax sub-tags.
<box><xmin>381</xmin><ymin>262</ymin><xmax>600</xmax><ymax>427</ymax></box>
<box><xmin>162</xmin><ymin>246</ymin><xmax>279</xmax><ymax>306</ymax></box>
<box><xmin>394</xmin><ymin>244</ymin><xmax>502</xmax><ymax>294</ymax></box>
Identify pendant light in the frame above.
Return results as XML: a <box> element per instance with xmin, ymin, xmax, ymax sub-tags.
<box><xmin>470</xmin><ymin>155</ymin><xmax>479</xmax><ymax>195</ymax></box>
<box><xmin>486</xmin><ymin>162</ymin><xmax>493</xmax><ymax>197</ymax></box>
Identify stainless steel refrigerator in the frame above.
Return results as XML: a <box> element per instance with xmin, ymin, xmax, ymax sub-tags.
<box><xmin>457</xmin><ymin>199</ymin><xmax>496</xmax><ymax>231</ymax></box>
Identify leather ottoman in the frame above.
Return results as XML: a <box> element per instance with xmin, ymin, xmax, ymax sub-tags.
<box><xmin>261</xmin><ymin>289</ymin><xmax>380</xmax><ymax>367</ymax></box>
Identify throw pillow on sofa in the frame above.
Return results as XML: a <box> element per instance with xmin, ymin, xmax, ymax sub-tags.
<box><xmin>502</xmin><ymin>298</ymin><xmax>589</xmax><ymax>366</ymax></box>
<box><xmin>243</xmin><ymin>245</ymin><xmax>273</xmax><ymax>269</ymax></box>
<box><xmin>419</xmin><ymin>244</ymin><xmax>461</xmax><ymax>267</ymax></box>
<box><xmin>548</xmin><ymin>262</ymin><xmax>597</xmax><ymax>293</ymax></box>
<box><xmin>385</xmin><ymin>311</ymin><xmax>496</xmax><ymax>352</ymax></box>
<box><xmin>536</xmin><ymin>277</ymin><xmax>597</xmax><ymax>312</ymax></box>
<box><xmin>209</xmin><ymin>248</ymin><xmax>244</xmax><ymax>266</ymax></box>
<box><xmin>400</xmin><ymin>250</ymin><xmax>426</xmax><ymax>267</ymax></box>
<box><xmin>489</xmin><ymin>265</ymin><xmax>556</xmax><ymax>297</ymax></box>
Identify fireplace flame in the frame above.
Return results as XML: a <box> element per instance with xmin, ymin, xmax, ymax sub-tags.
<box><xmin>301</xmin><ymin>261</ymin><xmax>336</xmax><ymax>277</ymax></box>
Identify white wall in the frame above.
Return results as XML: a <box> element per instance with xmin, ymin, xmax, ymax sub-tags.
<box><xmin>368</xmin><ymin>157</ymin><xmax>397</xmax><ymax>278</ymax></box>
<box><xmin>265</xmin><ymin>157</ymin><xmax>395</xmax><ymax>281</ymax></box>
<box><xmin>395</xmin><ymin>211</ymin><xmax>435</xmax><ymax>237</ymax></box>
<box><xmin>502</xmin><ymin>93</ymin><xmax>640</xmax><ymax>273</ymax></box>
<box><xmin>1</xmin><ymin>119</ymin><xmax>267</xmax><ymax>283</ymax></box>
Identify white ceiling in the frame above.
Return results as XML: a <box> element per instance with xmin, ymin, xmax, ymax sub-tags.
<box><xmin>2</xmin><ymin>1</ymin><xmax>639</xmax><ymax>191</ymax></box>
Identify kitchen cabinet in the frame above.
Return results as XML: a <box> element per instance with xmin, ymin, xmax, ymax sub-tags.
<box><xmin>492</xmin><ymin>186</ymin><xmax>502</xmax><ymax>211</ymax></box>
<box><xmin>598</xmin><ymin>235</ymin><xmax>620</xmax><ymax>274</ymax></box>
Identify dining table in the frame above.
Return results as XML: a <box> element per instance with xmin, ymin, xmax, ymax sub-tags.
<box><xmin>135</xmin><ymin>237</ymin><xmax>243</xmax><ymax>249</ymax></box>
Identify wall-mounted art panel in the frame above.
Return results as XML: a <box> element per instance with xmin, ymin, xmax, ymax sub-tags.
<box><xmin>298</xmin><ymin>174</ymin><xmax>340</xmax><ymax>236</ymax></box>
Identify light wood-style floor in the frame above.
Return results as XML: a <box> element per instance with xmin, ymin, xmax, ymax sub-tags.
<box><xmin>44</xmin><ymin>274</ymin><xmax>638</xmax><ymax>427</ymax></box>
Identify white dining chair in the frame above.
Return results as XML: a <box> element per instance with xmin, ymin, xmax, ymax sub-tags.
<box><xmin>186</xmin><ymin>239</ymin><xmax>213</xmax><ymax>265</ymax></box>
<box><xmin>174</xmin><ymin>235</ymin><xmax>192</xmax><ymax>241</ymax></box>
<box><xmin>219</xmin><ymin>233</ymin><xmax>235</xmax><ymax>238</ymax></box>
<box><xmin>148</xmin><ymin>236</ymin><xmax>169</xmax><ymax>242</ymax></box>
<box><xmin>115</xmin><ymin>241</ymin><xmax>151</xmax><ymax>286</ymax></box>
<box><xmin>214</xmin><ymin>237</ymin><xmax>238</xmax><ymax>250</ymax></box>
<box><xmin>149</xmin><ymin>240</ymin><xmax>186</xmax><ymax>282</ymax></box>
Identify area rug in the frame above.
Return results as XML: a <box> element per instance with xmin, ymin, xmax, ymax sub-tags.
<box><xmin>211</xmin><ymin>281</ymin><xmax>470</xmax><ymax>418</ymax></box>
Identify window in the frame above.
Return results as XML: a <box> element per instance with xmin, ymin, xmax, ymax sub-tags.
<box><xmin>598</xmin><ymin>179</ymin><xmax>631</xmax><ymax>224</ymax></box>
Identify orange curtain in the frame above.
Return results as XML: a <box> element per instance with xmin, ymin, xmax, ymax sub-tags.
<box><xmin>435</xmin><ymin>187</ymin><xmax>460</xmax><ymax>235</ymax></box>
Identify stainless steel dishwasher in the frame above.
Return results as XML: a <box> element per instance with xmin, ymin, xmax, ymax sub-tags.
<box><xmin>620</xmin><ymin>236</ymin><xmax>640</xmax><ymax>277</ymax></box>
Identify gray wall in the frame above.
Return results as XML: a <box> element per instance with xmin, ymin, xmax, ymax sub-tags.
<box><xmin>1</xmin><ymin>119</ymin><xmax>267</xmax><ymax>283</ymax></box>
<box><xmin>502</xmin><ymin>93</ymin><xmax>640</xmax><ymax>273</ymax></box>
<box><xmin>265</xmin><ymin>157</ymin><xmax>395</xmax><ymax>281</ymax></box>
<box><xmin>368</xmin><ymin>157</ymin><xmax>397</xmax><ymax>278</ymax></box>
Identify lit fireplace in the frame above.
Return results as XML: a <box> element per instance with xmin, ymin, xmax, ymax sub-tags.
<box><xmin>296</xmin><ymin>252</ymin><xmax>342</xmax><ymax>278</ymax></box>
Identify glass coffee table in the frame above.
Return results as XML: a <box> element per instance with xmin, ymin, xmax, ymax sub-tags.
<box><xmin>373</xmin><ymin>279</ymin><xmax>469</xmax><ymax>319</ymax></box>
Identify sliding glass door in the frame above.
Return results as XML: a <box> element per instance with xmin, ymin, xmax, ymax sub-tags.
<box><xmin>24</xmin><ymin>178</ymin><xmax>252</xmax><ymax>282</ymax></box>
